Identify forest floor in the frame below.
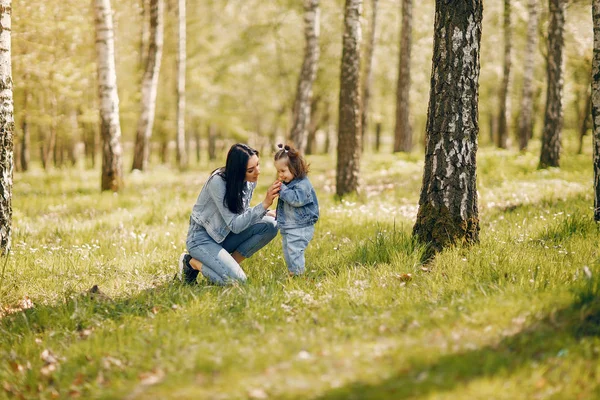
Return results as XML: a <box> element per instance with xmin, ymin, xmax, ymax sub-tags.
<box><xmin>1</xmin><ymin>139</ymin><xmax>599</xmax><ymax>399</ymax></box>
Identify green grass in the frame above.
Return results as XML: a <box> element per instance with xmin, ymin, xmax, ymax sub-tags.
<box><xmin>1</xmin><ymin>141</ymin><xmax>599</xmax><ymax>399</ymax></box>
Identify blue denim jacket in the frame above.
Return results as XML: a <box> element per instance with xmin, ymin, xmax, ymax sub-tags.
<box><xmin>276</xmin><ymin>177</ymin><xmax>319</xmax><ymax>232</ymax></box>
<box><xmin>191</xmin><ymin>172</ymin><xmax>268</xmax><ymax>243</ymax></box>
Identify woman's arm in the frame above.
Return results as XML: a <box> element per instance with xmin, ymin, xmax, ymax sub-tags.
<box><xmin>206</xmin><ymin>178</ymin><xmax>268</xmax><ymax>234</ymax></box>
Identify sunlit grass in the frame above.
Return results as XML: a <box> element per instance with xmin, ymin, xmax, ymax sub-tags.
<box><xmin>1</xmin><ymin>142</ymin><xmax>599</xmax><ymax>399</ymax></box>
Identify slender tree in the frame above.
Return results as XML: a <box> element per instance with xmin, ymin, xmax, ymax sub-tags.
<box><xmin>518</xmin><ymin>0</ymin><xmax>539</xmax><ymax>151</ymax></box>
<box><xmin>360</xmin><ymin>0</ymin><xmax>378</xmax><ymax>150</ymax></box>
<box><xmin>497</xmin><ymin>0</ymin><xmax>511</xmax><ymax>149</ymax></box>
<box><xmin>336</xmin><ymin>0</ymin><xmax>362</xmax><ymax>197</ymax></box>
<box><xmin>94</xmin><ymin>0</ymin><xmax>124</xmax><ymax>191</ymax></box>
<box><xmin>413</xmin><ymin>1</ymin><xmax>482</xmax><ymax>253</ymax></box>
<box><xmin>539</xmin><ymin>0</ymin><xmax>566</xmax><ymax>169</ymax></box>
<box><xmin>132</xmin><ymin>0</ymin><xmax>164</xmax><ymax>171</ymax></box>
<box><xmin>290</xmin><ymin>0</ymin><xmax>320</xmax><ymax>153</ymax></box>
<box><xmin>175</xmin><ymin>0</ymin><xmax>188</xmax><ymax>169</ymax></box>
<box><xmin>20</xmin><ymin>78</ymin><xmax>30</xmax><ymax>171</ymax></box>
<box><xmin>393</xmin><ymin>0</ymin><xmax>413</xmax><ymax>153</ymax></box>
<box><xmin>593</xmin><ymin>0</ymin><xmax>600</xmax><ymax>221</ymax></box>
<box><xmin>0</xmin><ymin>0</ymin><xmax>13</xmax><ymax>254</ymax></box>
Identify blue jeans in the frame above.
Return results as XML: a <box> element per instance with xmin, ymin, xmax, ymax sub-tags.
<box><xmin>186</xmin><ymin>216</ymin><xmax>278</xmax><ymax>285</ymax></box>
<box><xmin>281</xmin><ymin>225</ymin><xmax>315</xmax><ymax>275</ymax></box>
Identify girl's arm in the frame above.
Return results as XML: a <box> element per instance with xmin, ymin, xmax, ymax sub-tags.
<box><xmin>206</xmin><ymin>178</ymin><xmax>267</xmax><ymax>233</ymax></box>
<box><xmin>279</xmin><ymin>181</ymin><xmax>313</xmax><ymax>207</ymax></box>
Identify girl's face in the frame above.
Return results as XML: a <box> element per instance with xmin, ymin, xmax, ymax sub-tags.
<box><xmin>275</xmin><ymin>158</ymin><xmax>294</xmax><ymax>183</ymax></box>
<box><xmin>245</xmin><ymin>155</ymin><xmax>260</xmax><ymax>182</ymax></box>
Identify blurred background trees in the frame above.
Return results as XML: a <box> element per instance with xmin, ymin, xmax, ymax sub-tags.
<box><xmin>8</xmin><ymin>0</ymin><xmax>594</xmax><ymax>174</ymax></box>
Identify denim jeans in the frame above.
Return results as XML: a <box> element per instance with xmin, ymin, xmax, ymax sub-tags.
<box><xmin>186</xmin><ymin>216</ymin><xmax>278</xmax><ymax>285</ymax></box>
<box><xmin>281</xmin><ymin>225</ymin><xmax>315</xmax><ymax>275</ymax></box>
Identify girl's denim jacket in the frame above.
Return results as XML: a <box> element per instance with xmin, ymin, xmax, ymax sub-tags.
<box><xmin>276</xmin><ymin>177</ymin><xmax>319</xmax><ymax>233</ymax></box>
<box><xmin>191</xmin><ymin>172</ymin><xmax>268</xmax><ymax>243</ymax></box>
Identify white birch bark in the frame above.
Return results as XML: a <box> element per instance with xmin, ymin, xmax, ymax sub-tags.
<box><xmin>0</xmin><ymin>0</ymin><xmax>13</xmax><ymax>253</ymax></box>
<box><xmin>94</xmin><ymin>0</ymin><xmax>123</xmax><ymax>192</ymax></box>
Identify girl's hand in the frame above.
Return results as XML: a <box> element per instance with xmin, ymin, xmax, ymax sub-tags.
<box><xmin>262</xmin><ymin>180</ymin><xmax>281</xmax><ymax>209</ymax></box>
<box><xmin>266</xmin><ymin>209</ymin><xmax>276</xmax><ymax>218</ymax></box>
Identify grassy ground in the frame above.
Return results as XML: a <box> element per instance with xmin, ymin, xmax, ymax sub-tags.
<box><xmin>1</xmin><ymin>139</ymin><xmax>599</xmax><ymax>399</ymax></box>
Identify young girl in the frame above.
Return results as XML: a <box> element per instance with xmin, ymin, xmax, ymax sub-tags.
<box><xmin>274</xmin><ymin>144</ymin><xmax>319</xmax><ymax>276</ymax></box>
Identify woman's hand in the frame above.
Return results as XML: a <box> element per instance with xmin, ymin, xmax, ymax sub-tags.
<box><xmin>262</xmin><ymin>180</ymin><xmax>281</xmax><ymax>209</ymax></box>
<box><xmin>266</xmin><ymin>209</ymin><xmax>277</xmax><ymax>218</ymax></box>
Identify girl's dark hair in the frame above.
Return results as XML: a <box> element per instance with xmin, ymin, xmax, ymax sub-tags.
<box><xmin>216</xmin><ymin>143</ymin><xmax>259</xmax><ymax>214</ymax></box>
<box><xmin>274</xmin><ymin>143</ymin><xmax>309</xmax><ymax>180</ymax></box>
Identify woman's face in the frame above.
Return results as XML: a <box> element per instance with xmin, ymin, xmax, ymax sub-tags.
<box><xmin>245</xmin><ymin>155</ymin><xmax>260</xmax><ymax>182</ymax></box>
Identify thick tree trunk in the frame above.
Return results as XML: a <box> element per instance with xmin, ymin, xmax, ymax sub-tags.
<box><xmin>132</xmin><ymin>0</ymin><xmax>164</xmax><ymax>171</ymax></box>
<box><xmin>336</xmin><ymin>0</ymin><xmax>362</xmax><ymax>197</ymax></box>
<box><xmin>413</xmin><ymin>1</ymin><xmax>482</xmax><ymax>254</ymax></box>
<box><xmin>539</xmin><ymin>0</ymin><xmax>566</xmax><ymax>169</ymax></box>
<box><xmin>0</xmin><ymin>0</ymin><xmax>13</xmax><ymax>254</ymax></box>
<box><xmin>593</xmin><ymin>0</ymin><xmax>600</xmax><ymax>221</ymax></box>
<box><xmin>360</xmin><ymin>0</ymin><xmax>378</xmax><ymax>150</ymax></box>
<box><xmin>497</xmin><ymin>0</ymin><xmax>511</xmax><ymax>149</ymax></box>
<box><xmin>393</xmin><ymin>0</ymin><xmax>413</xmax><ymax>153</ymax></box>
<box><xmin>94</xmin><ymin>0</ymin><xmax>124</xmax><ymax>191</ymax></box>
<box><xmin>518</xmin><ymin>0</ymin><xmax>539</xmax><ymax>151</ymax></box>
<box><xmin>175</xmin><ymin>0</ymin><xmax>187</xmax><ymax>169</ymax></box>
<box><xmin>290</xmin><ymin>0</ymin><xmax>320</xmax><ymax>153</ymax></box>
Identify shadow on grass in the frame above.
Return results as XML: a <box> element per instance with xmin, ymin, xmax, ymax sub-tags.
<box><xmin>0</xmin><ymin>279</ymin><xmax>212</xmax><ymax>342</ymax></box>
<box><xmin>317</xmin><ymin>292</ymin><xmax>600</xmax><ymax>399</ymax></box>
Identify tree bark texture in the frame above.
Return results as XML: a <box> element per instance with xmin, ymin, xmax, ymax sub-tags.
<box><xmin>412</xmin><ymin>1</ymin><xmax>482</xmax><ymax>253</ymax></box>
<box><xmin>94</xmin><ymin>0</ymin><xmax>124</xmax><ymax>191</ymax></box>
<box><xmin>393</xmin><ymin>0</ymin><xmax>413</xmax><ymax>153</ymax></box>
<box><xmin>496</xmin><ymin>0</ymin><xmax>511</xmax><ymax>149</ymax></box>
<box><xmin>360</xmin><ymin>0</ymin><xmax>378</xmax><ymax>150</ymax></box>
<box><xmin>0</xmin><ymin>0</ymin><xmax>12</xmax><ymax>254</ymax></box>
<box><xmin>132</xmin><ymin>0</ymin><xmax>164</xmax><ymax>171</ymax></box>
<box><xmin>593</xmin><ymin>0</ymin><xmax>600</xmax><ymax>221</ymax></box>
<box><xmin>176</xmin><ymin>0</ymin><xmax>188</xmax><ymax>169</ymax></box>
<box><xmin>290</xmin><ymin>0</ymin><xmax>320</xmax><ymax>153</ymax></box>
<box><xmin>539</xmin><ymin>0</ymin><xmax>566</xmax><ymax>169</ymax></box>
<box><xmin>518</xmin><ymin>0</ymin><xmax>539</xmax><ymax>151</ymax></box>
<box><xmin>336</xmin><ymin>0</ymin><xmax>362</xmax><ymax>197</ymax></box>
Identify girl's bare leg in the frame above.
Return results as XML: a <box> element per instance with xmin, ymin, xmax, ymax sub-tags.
<box><xmin>232</xmin><ymin>251</ymin><xmax>246</xmax><ymax>264</ymax></box>
<box><xmin>190</xmin><ymin>258</ymin><xmax>203</xmax><ymax>272</ymax></box>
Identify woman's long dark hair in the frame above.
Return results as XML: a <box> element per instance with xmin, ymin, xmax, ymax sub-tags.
<box><xmin>216</xmin><ymin>143</ymin><xmax>259</xmax><ymax>214</ymax></box>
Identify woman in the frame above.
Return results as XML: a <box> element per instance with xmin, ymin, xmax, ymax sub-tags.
<box><xmin>178</xmin><ymin>143</ymin><xmax>281</xmax><ymax>285</ymax></box>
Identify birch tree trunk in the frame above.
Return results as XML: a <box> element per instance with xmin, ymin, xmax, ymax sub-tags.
<box><xmin>336</xmin><ymin>0</ymin><xmax>362</xmax><ymax>197</ymax></box>
<box><xmin>132</xmin><ymin>0</ymin><xmax>164</xmax><ymax>171</ymax></box>
<box><xmin>393</xmin><ymin>0</ymin><xmax>413</xmax><ymax>153</ymax></box>
<box><xmin>290</xmin><ymin>0</ymin><xmax>320</xmax><ymax>153</ymax></box>
<box><xmin>412</xmin><ymin>1</ymin><xmax>482</xmax><ymax>254</ymax></box>
<box><xmin>360</xmin><ymin>0</ymin><xmax>378</xmax><ymax>150</ymax></box>
<box><xmin>539</xmin><ymin>0</ymin><xmax>566</xmax><ymax>169</ymax></box>
<box><xmin>94</xmin><ymin>0</ymin><xmax>124</xmax><ymax>192</ymax></box>
<box><xmin>592</xmin><ymin>0</ymin><xmax>600</xmax><ymax>221</ymax></box>
<box><xmin>175</xmin><ymin>0</ymin><xmax>188</xmax><ymax>169</ymax></box>
<box><xmin>496</xmin><ymin>0</ymin><xmax>511</xmax><ymax>149</ymax></box>
<box><xmin>518</xmin><ymin>0</ymin><xmax>539</xmax><ymax>151</ymax></box>
<box><xmin>0</xmin><ymin>0</ymin><xmax>13</xmax><ymax>254</ymax></box>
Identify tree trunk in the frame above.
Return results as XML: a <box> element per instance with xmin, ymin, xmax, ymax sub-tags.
<box><xmin>194</xmin><ymin>128</ymin><xmax>201</xmax><ymax>163</ymax></box>
<box><xmin>539</xmin><ymin>0</ymin><xmax>566</xmax><ymax>169</ymax></box>
<box><xmin>578</xmin><ymin>88</ymin><xmax>591</xmax><ymax>155</ymax></box>
<box><xmin>42</xmin><ymin>96</ymin><xmax>58</xmax><ymax>170</ymax></box>
<box><xmin>518</xmin><ymin>0</ymin><xmax>539</xmax><ymax>151</ymax></box>
<box><xmin>496</xmin><ymin>0</ymin><xmax>511</xmax><ymax>149</ymax></box>
<box><xmin>0</xmin><ymin>0</ymin><xmax>13</xmax><ymax>254</ymax></box>
<box><xmin>336</xmin><ymin>0</ymin><xmax>362</xmax><ymax>197</ymax></box>
<box><xmin>132</xmin><ymin>0</ymin><xmax>164</xmax><ymax>171</ymax></box>
<box><xmin>20</xmin><ymin>79</ymin><xmax>30</xmax><ymax>171</ymax></box>
<box><xmin>175</xmin><ymin>0</ymin><xmax>187</xmax><ymax>170</ymax></box>
<box><xmin>290</xmin><ymin>0</ymin><xmax>320</xmax><ymax>153</ymax></box>
<box><xmin>412</xmin><ymin>1</ymin><xmax>482</xmax><ymax>254</ymax></box>
<box><xmin>94</xmin><ymin>0</ymin><xmax>124</xmax><ymax>191</ymax></box>
<box><xmin>360</xmin><ymin>0</ymin><xmax>378</xmax><ymax>151</ymax></box>
<box><xmin>593</xmin><ymin>0</ymin><xmax>600</xmax><ymax>221</ymax></box>
<box><xmin>375</xmin><ymin>122</ymin><xmax>381</xmax><ymax>152</ymax></box>
<box><xmin>393</xmin><ymin>0</ymin><xmax>413</xmax><ymax>153</ymax></box>
<box><xmin>208</xmin><ymin>124</ymin><xmax>217</xmax><ymax>161</ymax></box>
